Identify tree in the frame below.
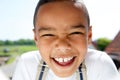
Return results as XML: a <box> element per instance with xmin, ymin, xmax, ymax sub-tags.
<box><xmin>4</xmin><ymin>40</ymin><xmax>14</xmax><ymax>45</ymax></box>
<box><xmin>0</xmin><ymin>40</ymin><xmax>4</xmax><ymax>45</ymax></box>
<box><xmin>96</xmin><ymin>38</ymin><xmax>111</xmax><ymax>51</ymax></box>
<box><xmin>0</xmin><ymin>39</ymin><xmax>35</xmax><ymax>45</ymax></box>
<box><xmin>13</xmin><ymin>39</ymin><xmax>35</xmax><ymax>45</ymax></box>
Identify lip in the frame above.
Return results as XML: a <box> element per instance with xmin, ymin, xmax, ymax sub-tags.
<box><xmin>52</xmin><ymin>57</ymin><xmax>76</xmax><ymax>67</ymax></box>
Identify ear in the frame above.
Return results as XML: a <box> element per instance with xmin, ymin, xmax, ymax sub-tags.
<box><xmin>88</xmin><ymin>26</ymin><xmax>92</xmax><ymax>44</ymax></box>
<box><xmin>33</xmin><ymin>29</ymin><xmax>38</xmax><ymax>47</ymax></box>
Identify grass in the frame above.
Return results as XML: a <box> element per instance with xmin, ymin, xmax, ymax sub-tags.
<box><xmin>0</xmin><ymin>45</ymin><xmax>38</xmax><ymax>64</ymax></box>
<box><xmin>6</xmin><ymin>57</ymin><xmax>15</xmax><ymax>64</ymax></box>
<box><xmin>0</xmin><ymin>45</ymin><xmax>38</xmax><ymax>56</ymax></box>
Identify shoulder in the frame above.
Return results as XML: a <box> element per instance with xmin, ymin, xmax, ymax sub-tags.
<box><xmin>20</xmin><ymin>50</ymin><xmax>41</xmax><ymax>62</ymax></box>
<box><xmin>13</xmin><ymin>51</ymin><xmax>41</xmax><ymax>80</ymax></box>
<box><xmin>85</xmin><ymin>49</ymin><xmax>115</xmax><ymax>68</ymax></box>
<box><xmin>17</xmin><ymin>50</ymin><xmax>41</xmax><ymax>70</ymax></box>
<box><xmin>86</xmin><ymin>49</ymin><xmax>113</xmax><ymax>63</ymax></box>
<box><xmin>85</xmin><ymin>49</ymin><xmax>120</xmax><ymax>80</ymax></box>
<box><xmin>18</xmin><ymin>50</ymin><xmax>42</xmax><ymax>68</ymax></box>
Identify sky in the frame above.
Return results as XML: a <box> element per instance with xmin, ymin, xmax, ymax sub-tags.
<box><xmin>0</xmin><ymin>0</ymin><xmax>120</xmax><ymax>41</ymax></box>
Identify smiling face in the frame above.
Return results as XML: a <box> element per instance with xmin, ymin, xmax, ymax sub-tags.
<box><xmin>34</xmin><ymin>1</ymin><xmax>92</xmax><ymax>77</ymax></box>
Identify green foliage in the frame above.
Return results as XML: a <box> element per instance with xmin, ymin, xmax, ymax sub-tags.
<box><xmin>0</xmin><ymin>45</ymin><xmax>38</xmax><ymax>64</ymax></box>
<box><xmin>96</xmin><ymin>38</ymin><xmax>111</xmax><ymax>51</ymax></box>
<box><xmin>0</xmin><ymin>45</ymin><xmax>37</xmax><ymax>56</ymax></box>
<box><xmin>0</xmin><ymin>40</ymin><xmax>4</xmax><ymax>45</ymax></box>
<box><xmin>6</xmin><ymin>57</ymin><xmax>15</xmax><ymax>64</ymax></box>
<box><xmin>14</xmin><ymin>39</ymin><xmax>35</xmax><ymax>45</ymax></box>
<box><xmin>4</xmin><ymin>40</ymin><xmax>14</xmax><ymax>45</ymax></box>
<box><xmin>0</xmin><ymin>39</ymin><xmax>37</xmax><ymax>64</ymax></box>
<box><xmin>0</xmin><ymin>39</ymin><xmax>35</xmax><ymax>45</ymax></box>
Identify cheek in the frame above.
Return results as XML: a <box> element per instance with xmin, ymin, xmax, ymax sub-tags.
<box><xmin>71</xmin><ymin>36</ymin><xmax>88</xmax><ymax>47</ymax></box>
<box><xmin>71</xmin><ymin>36</ymin><xmax>88</xmax><ymax>56</ymax></box>
<box><xmin>74</xmin><ymin>39</ymin><xmax>87</xmax><ymax>63</ymax></box>
<box><xmin>38</xmin><ymin>38</ymin><xmax>52</xmax><ymax>50</ymax></box>
<box><xmin>75</xmin><ymin>41</ymin><xmax>87</xmax><ymax>55</ymax></box>
<box><xmin>37</xmin><ymin>40</ymin><xmax>53</xmax><ymax>62</ymax></box>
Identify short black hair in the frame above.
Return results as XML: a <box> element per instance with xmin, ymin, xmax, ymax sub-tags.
<box><xmin>33</xmin><ymin>0</ymin><xmax>90</xmax><ymax>28</ymax></box>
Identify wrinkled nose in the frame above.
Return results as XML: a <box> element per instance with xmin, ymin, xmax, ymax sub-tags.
<box><xmin>55</xmin><ymin>38</ymin><xmax>71</xmax><ymax>53</ymax></box>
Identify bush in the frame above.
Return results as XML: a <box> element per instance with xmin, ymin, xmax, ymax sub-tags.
<box><xmin>96</xmin><ymin>38</ymin><xmax>111</xmax><ymax>51</ymax></box>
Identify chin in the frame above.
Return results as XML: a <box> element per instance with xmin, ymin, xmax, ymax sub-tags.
<box><xmin>55</xmin><ymin>71</ymin><xmax>74</xmax><ymax>78</ymax></box>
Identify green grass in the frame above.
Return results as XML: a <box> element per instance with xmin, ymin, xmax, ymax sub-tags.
<box><xmin>0</xmin><ymin>45</ymin><xmax>38</xmax><ymax>64</ymax></box>
<box><xmin>0</xmin><ymin>45</ymin><xmax>37</xmax><ymax>56</ymax></box>
<box><xmin>6</xmin><ymin>57</ymin><xmax>15</xmax><ymax>64</ymax></box>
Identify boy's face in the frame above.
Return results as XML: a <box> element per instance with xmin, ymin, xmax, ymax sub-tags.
<box><xmin>34</xmin><ymin>1</ymin><xmax>92</xmax><ymax>77</ymax></box>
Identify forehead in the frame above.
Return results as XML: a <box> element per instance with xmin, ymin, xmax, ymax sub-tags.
<box><xmin>35</xmin><ymin>1</ymin><xmax>88</xmax><ymax>29</ymax></box>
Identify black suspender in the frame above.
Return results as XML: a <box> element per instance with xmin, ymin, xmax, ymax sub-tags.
<box><xmin>38</xmin><ymin>61</ymin><xmax>85</xmax><ymax>80</ymax></box>
<box><xmin>39</xmin><ymin>62</ymin><xmax>46</xmax><ymax>80</ymax></box>
<box><xmin>79</xmin><ymin>64</ymin><xmax>83</xmax><ymax>80</ymax></box>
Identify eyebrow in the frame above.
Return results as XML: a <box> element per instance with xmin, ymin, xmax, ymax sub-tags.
<box><xmin>37</xmin><ymin>24</ymin><xmax>85</xmax><ymax>32</ymax></box>
<box><xmin>70</xmin><ymin>24</ymin><xmax>85</xmax><ymax>29</ymax></box>
<box><xmin>38</xmin><ymin>27</ymin><xmax>55</xmax><ymax>32</ymax></box>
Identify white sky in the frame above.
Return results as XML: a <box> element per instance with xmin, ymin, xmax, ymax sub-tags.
<box><xmin>84</xmin><ymin>0</ymin><xmax>120</xmax><ymax>40</ymax></box>
<box><xmin>0</xmin><ymin>0</ymin><xmax>120</xmax><ymax>40</ymax></box>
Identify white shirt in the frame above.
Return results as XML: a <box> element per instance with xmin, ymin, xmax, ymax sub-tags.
<box><xmin>0</xmin><ymin>69</ymin><xmax>9</xmax><ymax>80</ymax></box>
<box><xmin>12</xmin><ymin>49</ymin><xmax>120</xmax><ymax>80</ymax></box>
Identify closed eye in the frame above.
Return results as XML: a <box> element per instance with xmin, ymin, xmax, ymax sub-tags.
<box><xmin>41</xmin><ymin>34</ymin><xmax>55</xmax><ymax>37</ymax></box>
<box><xmin>69</xmin><ymin>32</ymin><xmax>84</xmax><ymax>35</ymax></box>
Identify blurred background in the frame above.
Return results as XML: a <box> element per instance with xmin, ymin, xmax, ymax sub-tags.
<box><xmin>0</xmin><ymin>0</ymin><xmax>120</xmax><ymax>80</ymax></box>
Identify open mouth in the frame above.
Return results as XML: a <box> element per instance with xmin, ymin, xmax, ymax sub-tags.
<box><xmin>52</xmin><ymin>57</ymin><xmax>75</xmax><ymax>66</ymax></box>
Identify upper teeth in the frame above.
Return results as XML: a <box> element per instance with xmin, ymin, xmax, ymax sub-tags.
<box><xmin>54</xmin><ymin>57</ymin><xmax>73</xmax><ymax>63</ymax></box>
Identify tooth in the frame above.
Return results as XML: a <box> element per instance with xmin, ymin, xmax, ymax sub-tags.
<box><xmin>68</xmin><ymin>57</ymin><xmax>73</xmax><ymax>60</ymax></box>
<box><xmin>64</xmin><ymin>58</ymin><xmax>68</xmax><ymax>62</ymax></box>
<box><xmin>58</xmin><ymin>58</ymin><xmax>63</xmax><ymax>62</ymax></box>
<box><xmin>54</xmin><ymin>57</ymin><xmax>73</xmax><ymax>63</ymax></box>
<box><xmin>55</xmin><ymin>58</ymin><xmax>59</xmax><ymax>62</ymax></box>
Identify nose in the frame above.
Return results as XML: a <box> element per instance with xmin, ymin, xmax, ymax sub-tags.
<box><xmin>55</xmin><ymin>38</ymin><xmax>71</xmax><ymax>53</ymax></box>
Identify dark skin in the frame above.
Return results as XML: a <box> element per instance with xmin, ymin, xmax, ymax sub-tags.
<box><xmin>33</xmin><ymin>1</ymin><xmax>92</xmax><ymax>77</ymax></box>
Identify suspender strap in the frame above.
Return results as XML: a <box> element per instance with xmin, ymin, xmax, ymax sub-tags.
<box><xmin>39</xmin><ymin>62</ymin><xmax>46</xmax><ymax>80</ymax></box>
<box><xmin>76</xmin><ymin>61</ymin><xmax>87</xmax><ymax>80</ymax></box>
<box><xmin>79</xmin><ymin>61</ymin><xmax>87</xmax><ymax>80</ymax></box>
<box><xmin>36</xmin><ymin>60</ymin><xmax>49</xmax><ymax>80</ymax></box>
<box><xmin>36</xmin><ymin>60</ymin><xmax>87</xmax><ymax>80</ymax></box>
<box><xmin>79</xmin><ymin>64</ymin><xmax>83</xmax><ymax>80</ymax></box>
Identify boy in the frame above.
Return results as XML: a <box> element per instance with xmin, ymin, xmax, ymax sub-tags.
<box><xmin>12</xmin><ymin>0</ymin><xmax>120</xmax><ymax>80</ymax></box>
